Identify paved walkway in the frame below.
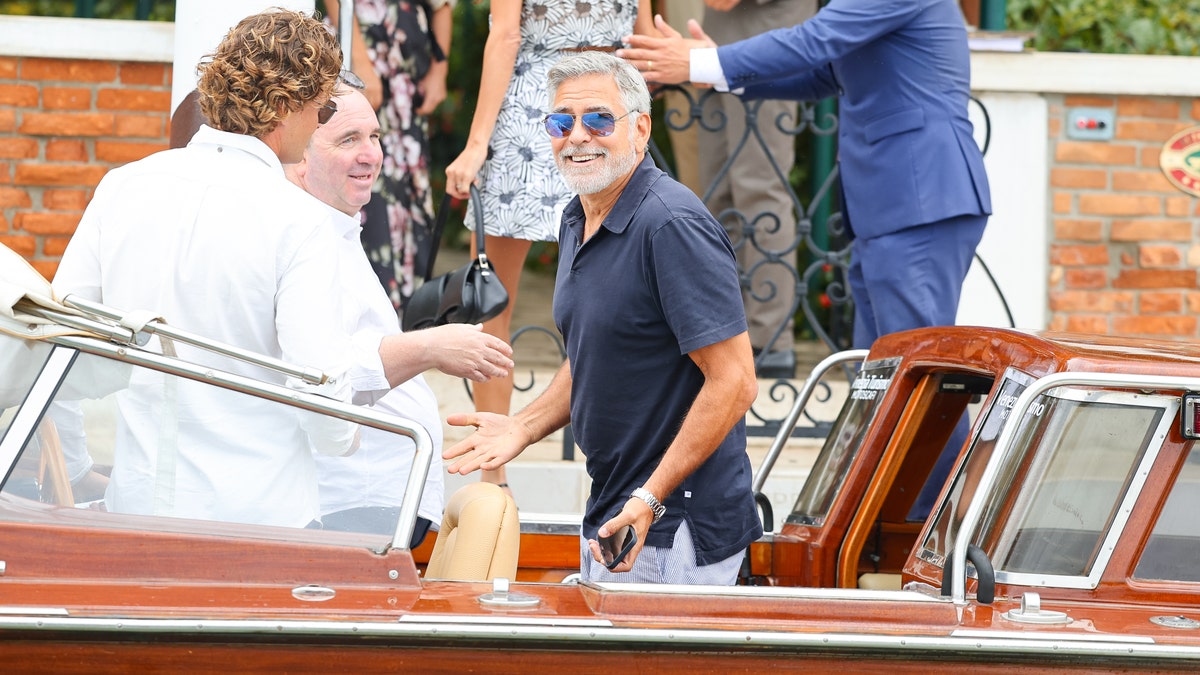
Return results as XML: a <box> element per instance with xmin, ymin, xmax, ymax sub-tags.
<box><xmin>426</xmin><ymin>249</ymin><xmax>844</xmax><ymax>516</ymax></box>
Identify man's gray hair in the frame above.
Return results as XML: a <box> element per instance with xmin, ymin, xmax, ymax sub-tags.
<box><xmin>546</xmin><ymin>52</ymin><xmax>652</xmax><ymax>115</ymax></box>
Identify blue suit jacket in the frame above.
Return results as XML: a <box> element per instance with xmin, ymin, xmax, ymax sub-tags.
<box><xmin>717</xmin><ymin>0</ymin><xmax>991</xmax><ymax>240</ymax></box>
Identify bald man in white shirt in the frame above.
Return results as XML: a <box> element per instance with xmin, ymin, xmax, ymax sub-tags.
<box><xmin>286</xmin><ymin>82</ymin><xmax>449</xmax><ymax>544</ymax></box>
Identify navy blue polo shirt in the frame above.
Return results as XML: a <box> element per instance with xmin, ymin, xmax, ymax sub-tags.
<box><xmin>553</xmin><ymin>155</ymin><xmax>763</xmax><ymax>566</ymax></box>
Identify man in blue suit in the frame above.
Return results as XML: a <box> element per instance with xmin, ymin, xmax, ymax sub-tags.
<box><xmin>621</xmin><ymin>0</ymin><xmax>991</xmax><ymax>516</ymax></box>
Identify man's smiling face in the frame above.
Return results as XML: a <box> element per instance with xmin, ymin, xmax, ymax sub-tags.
<box><xmin>549</xmin><ymin>73</ymin><xmax>648</xmax><ymax>197</ymax></box>
<box><xmin>295</xmin><ymin>87</ymin><xmax>382</xmax><ymax>216</ymax></box>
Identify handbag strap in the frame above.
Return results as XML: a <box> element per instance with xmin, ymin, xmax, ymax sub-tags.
<box><xmin>424</xmin><ymin>193</ymin><xmax>452</xmax><ymax>283</ymax></box>
<box><xmin>465</xmin><ymin>183</ymin><xmax>489</xmax><ymax>273</ymax></box>
<box><xmin>425</xmin><ymin>183</ymin><xmax>489</xmax><ymax>283</ymax></box>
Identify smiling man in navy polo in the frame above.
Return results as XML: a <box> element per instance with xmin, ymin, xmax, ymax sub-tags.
<box><xmin>444</xmin><ymin>52</ymin><xmax>761</xmax><ymax>585</ymax></box>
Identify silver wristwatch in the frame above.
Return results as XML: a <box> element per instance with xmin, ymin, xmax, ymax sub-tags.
<box><xmin>631</xmin><ymin>487</ymin><xmax>666</xmax><ymax>523</ymax></box>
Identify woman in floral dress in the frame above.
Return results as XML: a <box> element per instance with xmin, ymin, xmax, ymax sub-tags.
<box><xmin>444</xmin><ymin>0</ymin><xmax>653</xmax><ymax>492</ymax></box>
<box><xmin>327</xmin><ymin>0</ymin><xmax>453</xmax><ymax>308</ymax></box>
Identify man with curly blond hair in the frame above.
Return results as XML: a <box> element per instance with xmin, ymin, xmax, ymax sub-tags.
<box><xmin>55</xmin><ymin>9</ymin><xmax>513</xmax><ymax>529</ymax></box>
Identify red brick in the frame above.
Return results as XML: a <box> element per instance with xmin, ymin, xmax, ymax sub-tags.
<box><xmin>21</xmin><ymin>58</ymin><xmax>117</xmax><ymax>83</ymax></box>
<box><xmin>1065</xmin><ymin>95</ymin><xmax>1114</xmax><ymax>108</ymax></box>
<box><xmin>1054</xmin><ymin>219</ymin><xmax>1103</xmax><ymax>241</ymax></box>
<box><xmin>1053</xmin><ymin>191</ymin><xmax>1072</xmax><ymax>214</ymax></box>
<box><xmin>42</xmin><ymin>189</ymin><xmax>88</xmax><ymax>211</ymax></box>
<box><xmin>1065</xmin><ymin>315</ymin><xmax>1108</xmax><ymax>334</ymax></box>
<box><xmin>1050</xmin><ymin>244</ymin><xmax>1108</xmax><ymax>266</ymax></box>
<box><xmin>0</xmin><ymin>57</ymin><xmax>16</xmax><ymax>79</ymax></box>
<box><xmin>1064</xmin><ymin>269</ymin><xmax>1107</xmax><ymax>289</ymax></box>
<box><xmin>14</xmin><ymin>164</ymin><xmax>107</xmax><ymax>187</ymax></box>
<box><xmin>1048</xmin><ymin>315</ymin><xmax>1068</xmax><ymax>331</ymax></box>
<box><xmin>0</xmin><ymin>162</ymin><xmax>10</xmax><ymax>184</ymax></box>
<box><xmin>1112</xmin><ymin>170</ymin><xmax>1176</xmax><ymax>193</ymax></box>
<box><xmin>1166</xmin><ymin>197</ymin><xmax>1192</xmax><ymax>217</ymax></box>
<box><xmin>1049</xmin><ymin>290</ymin><xmax>1134</xmax><ymax>312</ymax></box>
<box><xmin>1055</xmin><ymin>142</ymin><xmax>1138</xmax><ymax>165</ymax></box>
<box><xmin>97</xmin><ymin>88</ymin><xmax>172</xmax><ymax>113</ymax></box>
<box><xmin>45</xmin><ymin>139</ymin><xmax>88</xmax><ymax>162</ymax></box>
<box><xmin>1050</xmin><ymin>168</ymin><xmax>1107</xmax><ymax>189</ymax></box>
<box><xmin>0</xmin><ymin>109</ymin><xmax>14</xmax><ymax>133</ymax></box>
<box><xmin>1120</xmin><ymin>251</ymin><xmax>1135</xmax><ymax>266</ymax></box>
<box><xmin>42</xmin><ymin>236</ymin><xmax>72</xmax><ymax>256</ymax></box>
<box><xmin>42</xmin><ymin>86</ymin><xmax>93</xmax><ymax>111</ymax></box>
<box><xmin>0</xmin><ymin>234</ymin><xmax>36</xmax><ymax>256</ymax></box>
<box><xmin>95</xmin><ymin>140</ymin><xmax>166</xmax><ymax>163</ymax></box>
<box><xmin>120</xmin><ymin>62</ymin><xmax>168</xmax><ymax>86</ymax></box>
<box><xmin>0</xmin><ymin>187</ymin><xmax>31</xmax><ymax>208</ymax></box>
<box><xmin>1111</xmin><ymin>220</ymin><xmax>1192</xmax><ymax>241</ymax></box>
<box><xmin>20</xmin><ymin>112</ymin><xmax>114</xmax><ymax>137</ymax></box>
<box><xmin>1079</xmin><ymin>194</ymin><xmax>1162</xmax><ymax>216</ymax></box>
<box><xmin>29</xmin><ymin>259</ymin><xmax>57</xmax><ymax>280</ymax></box>
<box><xmin>1139</xmin><ymin>245</ymin><xmax>1183</xmax><ymax>268</ymax></box>
<box><xmin>1115</xmin><ymin>120</ymin><xmax>1190</xmax><ymax>142</ymax></box>
<box><xmin>1111</xmin><ymin>269</ymin><xmax>1196</xmax><ymax>289</ymax></box>
<box><xmin>1141</xmin><ymin>147</ymin><xmax>1161</xmax><ymax>168</ymax></box>
<box><xmin>13</xmin><ymin>212</ymin><xmax>81</xmax><ymax>235</ymax></box>
<box><xmin>0</xmin><ymin>138</ymin><xmax>38</xmax><ymax>159</ymax></box>
<box><xmin>0</xmin><ymin>84</ymin><xmax>38</xmax><ymax>108</ymax></box>
<box><xmin>0</xmin><ymin>213</ymin><xmax>7</xmax><ymax>230</ymax></box>
<box><xmin>1141</xmin><ymin>292</ymin><xmax>1183</xmax><ymax>313</ymax></box>
<box><xmin>1187</xmin><ymin>292</ymin><xmax>1200</xmax><ymax>313</ymax></box>
<box><xmin>1117</xmin><ymin>98</ymin><xmax>1181</xmax><ymax>119</ymax></box>
<box><xmin>1113</xmin><ymin>315</ymin><xmax>1197</xmax><ymax>336</ymax></box>
<box><xmin>114</xmin><ymin>114</ymin><xmax>164</xmax><ymax>138</ymax></box>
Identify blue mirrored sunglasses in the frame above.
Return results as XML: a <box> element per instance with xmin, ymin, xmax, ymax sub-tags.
<box><xmin>543</xmin><ymin>111</ymin><xmax>636</xmax><ymax>138</ymax></box>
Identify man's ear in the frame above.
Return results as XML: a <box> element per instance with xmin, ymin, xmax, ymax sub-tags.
<box><xmin>636</xmin><ymin>110</ymin><xmax>652</xmax><ymax>150</ymax></box>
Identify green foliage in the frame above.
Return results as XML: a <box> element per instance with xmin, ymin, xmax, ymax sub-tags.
<box><xmin>0</xmin><ymin>0</ymin><xmax>173</xmax><ymax>20</ymax></box>
<box><xmin>1007</xmin><ymin>0</ymin><xmax>1200</xmax><ymax>55</ymax></box>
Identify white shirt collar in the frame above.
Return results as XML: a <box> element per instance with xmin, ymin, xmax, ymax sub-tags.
<box><xmin>188</xmin><ymin>124</ymin><xmax>283</xmax><ymax>173</ymax></box>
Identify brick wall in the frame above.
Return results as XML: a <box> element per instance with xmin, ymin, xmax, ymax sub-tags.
<box><xmin>0</xmin><ymin>55</ymin><xmax>171</xmax><ymax>280</ymax></box>
<box><xmin>1047</xmin><ymin>94</ymin><xmax>1200</xmax><ymax>338</ymax></box>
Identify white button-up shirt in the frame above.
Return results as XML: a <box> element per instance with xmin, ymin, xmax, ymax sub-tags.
<box><xmin>313</xmin><ymin>207</ymin><xmax>444</xmax><ymax>527</ymax></box>
<box><xmin>55</xmin><ymin>125</ymin><xmax>362</xmax><ymax>527</ymax></box>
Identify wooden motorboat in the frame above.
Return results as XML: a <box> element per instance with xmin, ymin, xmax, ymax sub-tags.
<box><xmin>2</xmin><ymin>243</ymin><xmax>1200</xmax><ymax>672</ymax></box>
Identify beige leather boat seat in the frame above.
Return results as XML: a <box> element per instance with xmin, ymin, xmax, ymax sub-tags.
<box><xmin>425</xmin><ymin>482</ymin><xmax>520</xmax><ymax>581</ymax></box>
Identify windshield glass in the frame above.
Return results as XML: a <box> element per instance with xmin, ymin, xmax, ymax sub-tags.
<box><xmin>0</xmin><ymin>334</ymin><xmax>423</xmax><ymax>548</ymax></box>
<box><xmin>972</xmin><ymin>388</ymin><xmax>1173</xmax><ymax>580</ymax></box>
<box><xmin>919</xmin><ymin>368</ymin><xmax>1035</xmax><ymax>567</ymax></box>
<box><xmin>1135</xmin><ymin>441</ymin><xmax>1200</xmax><ymax>582</ymax></box>
<box><xmin>787</xmin><ymin>357</ymin><xmax>899</xmax><ymax>526</ymax></box>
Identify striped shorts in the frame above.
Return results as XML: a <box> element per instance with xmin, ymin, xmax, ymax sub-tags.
<box><xmin>579</xmin><ymin>519</ymin><xmax>744</xmax><ymax>585</ymax></box>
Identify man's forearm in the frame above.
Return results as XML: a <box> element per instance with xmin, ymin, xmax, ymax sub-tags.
<box><xmin>513</xmin><ymin>359</ymin><xmax>574</xmax><ymax>443</ymax></box>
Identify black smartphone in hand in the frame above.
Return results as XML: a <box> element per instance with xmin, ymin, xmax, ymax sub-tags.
<box><xmin>598</xmin><ymin>525</ymin><xmax>637</xmax><ymax>570</ymax></box>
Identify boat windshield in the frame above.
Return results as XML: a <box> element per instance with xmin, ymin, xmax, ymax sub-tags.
<box><xmin>787</xmin><ymin>357</ymin><xmax>899</xmax><ymax>527</ymax></box>
<box><xmin>0</xmin><ymin>330</ymin><xmax>423</xmax><ymax>549</ymax></box>
<box><xmin>918</xmin><ymin>368</ymin><xmax>1035</xmax><ymax>567</ymax></box>
<box><xmin>923</xmin><ymin>380</ymin><xmax>1175</xmax><ymax>586</ymax></box>
<box><xmin>1134</xmin><ymin>440</ymin><xmax>1200</xmax><ymax>583</ymax></box>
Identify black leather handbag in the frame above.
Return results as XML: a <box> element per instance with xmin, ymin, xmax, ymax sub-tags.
<box><xmin>401</xmin><ymin>184</ymin><xmax>509</xmax><ymax>332</ymax></box>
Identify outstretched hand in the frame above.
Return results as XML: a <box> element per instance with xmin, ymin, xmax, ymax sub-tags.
<box><xmin>444</xmin><ymin>411</ymin><xmax>534</xmax><ymax>474</ymax></box>
<box><xmin>428</xmin><ymin>323</ymin><xmax>514</xmax><ymax>382</ymax></box>
<box><xmin>619</xmin><ymin>15</ymin><xmax>716</xmax><ymax>85</ymax></box>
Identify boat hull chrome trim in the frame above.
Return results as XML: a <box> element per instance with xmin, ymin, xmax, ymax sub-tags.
<box><xmin>1</xmin><ymin>617</ymin><xmax>1199</xmax><ymax>661</ymax></box>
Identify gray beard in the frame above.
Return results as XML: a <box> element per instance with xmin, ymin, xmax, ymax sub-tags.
<box><xmin>557</xmin><ymin>147</ymin><xmax>639</xmax><ymax>195</ymax></box>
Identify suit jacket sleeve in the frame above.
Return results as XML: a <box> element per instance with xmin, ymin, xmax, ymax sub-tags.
<box><xmin>717</xmin><ymin>0</ymin><xmax>921</xmax><ymax>92</ymax></box>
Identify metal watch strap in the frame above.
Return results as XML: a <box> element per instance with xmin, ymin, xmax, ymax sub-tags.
<box><xmin>631</xmin><ymin>487</ymin><xmax>666</xmax><ymax>523</ymax></box>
